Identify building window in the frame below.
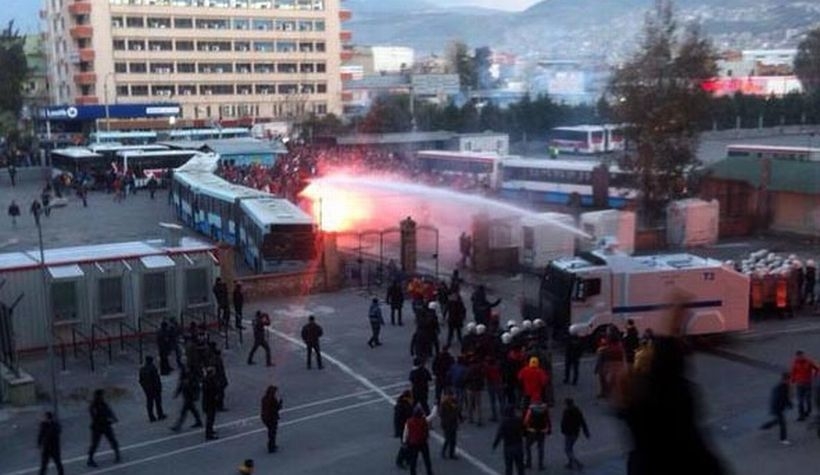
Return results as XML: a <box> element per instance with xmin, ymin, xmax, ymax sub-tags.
<box><xmin>255</xmin><ymin>84</ymin><xmax>275</xmax><ymax>94</ymax></box>
<box><xmin>233</xmin><ymin>18</ymin><xmax>250</xmax><ymax>30</ymax></box>
<box><xmin>315</xmin><ymin>103</ymin><xmax>327</xmax><ymax>115</ymax></box>
<box><xmin>152</xmin><ymin>85</ymin><xmax>175</xmax><ymax>97</ymax></box>
<box><xmin>234</xmin><ymin>41</ymin><xmax>251</xmax><ymax>52</ymax></box>
<box><xmin>200</xmin><ymin>84</ymin><xmax>235</xmax><ymax>95</ymax></box>
<box><xmin>128</xmin><ymin>40</ymin><xmax>145</xmax><ymax>51</ymax></box>
<box><xmin>300</xmin><ymin>63</ymin><xmax>314</xmax><ymax>73</ymax></box>
<box><xmin>178</xmin><ymin>85</ymin><xmax>197</xmax><ymax>96</ymax></box>
<box><xmin>116</xmin><ymin>85</ymin><xmax>129</xmax><ymax>96</ymax></box>
<box><xmin>236</xmin><ymin>63</ymin><xmax>252</xmax><ymax>74</ymax></box>
<box><xmin>315</xmin><ymin>42</ymin><xmax>325</xmax><ymax>52</ymax></box>
<box><xmin>126</xmin><ymin>17</ymin><xmax>145</xmax><ymax>28</ymax></box>
<box><xmin>276</xmin><ymin>41</ymin><xmax>296</xmax><ymax>53</ymax></box>
<box><xmin>314</xmin><ymin>20</ymin><xmax>325</xmax><ymax>31</ymax></box>
<box><xmin>198</xmin><ymin>63</ymin><xmax>233</xmax><ymax>74</ymax></box>
<box><xmin>131</xmin><ymin>85</ymin><xmax>149</xmax><ymax>96</ymax></box>
<box><xmin>316</xmin><ymin>62</ymin><xmax>326</xmax><ymax>73</ymax></box>
<box><xmin>113</xmin><ymin>39</ymin><xmax>126</xmax><ymax>51</ymax></box>
<box><xmin>174</xmin><ymin>17</ymin><xmax>193</xmax><ymax>29</ymax></box>
<box><xmin>114</xmin><ymin>63</ymin><xmax>127</xmax><ymax>73</ymax></box>
<box><xmin>275</xmin><ymin>20</ymin><xmax>296</xmax><ymax>31</ymax></box>
<box><xmin>147</xmin><ymin>17</ymin><xmax>172</xmax><ymax>29</ymax></box>
<box><xmin>252</xmin><ymin>19</ymin><xmax>273</xmax><ymax>31</ymax></box>
<box><xmin>129</xmin><ymin>62</ymin><xmax>147</xmax><ymax>74</ymax></box>
<box><xmin>99</xmin><ymin>277</ymin><xmax>124</xmax><ymax>316</ymax></box>
<box><xmin>316</xmin><ymin>83</ymin><xmax>326</xmax><ymax>93</ymax></box>
<box><xmin>176</xmin><ymin>40</ymin><xmax>194</xmax><ymax>51</ymax></box>
<box><xmin>277</xmin><ymin>63</ymin><xmax>297</xmax><ymax>74</ymax></box>
<box><xmin>150</xmin><ymin>63</ymin><xmax>175</xmax><ymax>74</ymax></box>
<box><xmin>254</xmin><ymin>41</ymin><xmax>274</xmax><ymax>53</ymax></box>
<box><xmin>148</xmin><ymin>40</ymin><xmax>174</xmax><ymax>52</ymax></box>
<box><xmin>299</xmin><ymin>42</ymin><xmax>313</xmax><ymax>53</ymax></box>
<box><xmin>177</xmin><ymin>62</ymin><xmax>195</xmax><ymax>73</ymax></box>
<box><xmin>112</xmin><ymin>16</ymin><xmax>123</xmax><ymax>28</ymax></box>
<box><xmin>52</xmin><ymin>281</ymin><xmax>78</xmax><ymax>321</ymax></box>
<box><xmin>278</xmin><ymin>83</ymin><xmax>298</xmax><ymax>94</ymax></box>
<box><xmin>143</xmin><ymin>272</ymin><xmax>167</xmax><ymax>311</ymax></box>
<box><xmin>254</xmin><ymin>63</ymin><xmax>274</xmax><ymax>73</ymax></box>
<box><xmin>237</xmin><ymin>84</ymin><xmax>253</xmax><ymax>94</ymax></box>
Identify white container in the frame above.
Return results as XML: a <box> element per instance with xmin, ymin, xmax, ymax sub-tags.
<box><xmin>579</xmin><ymin>210</ymin><xmax>636</xmax><ymax>255</ymax></box>
<box><xmin>520</xmin><ymin>212</ymin><xmax>577</xmax><ymax>268</ymax></box>
<box><xmin>666</xmin><ymin>199</ymin><xmax>719</xmax><ymax>248</ymax></box>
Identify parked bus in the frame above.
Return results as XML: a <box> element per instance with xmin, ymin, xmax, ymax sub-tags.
<box><xmin>549</xmin><ymin>125</ymin><xmax>624</xmax><ymax>155</ymax></box>
<box><xmin>415</xmin><ymin>150</ymin><xmax>505</xmax><ymax>188</ymax></box>
<box><xmin>726</xmin><ymin>144</ymin><xmax>820</xmax><ymax>161</ymax></box>
<box><xmin>499</xmin><ymin>157</ymin><xmax>637</xmax><ymax>208</ymax></box>
<box><xmin>88</xmin><ymin>131</ymin><xmax>158</xmax><ymax>145</ymax></box>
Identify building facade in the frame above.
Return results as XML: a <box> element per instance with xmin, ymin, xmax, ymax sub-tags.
<box><xmin>41</xmin><ymin>0</ymin><xmax>350</xmax><ymax>121</ymax></box>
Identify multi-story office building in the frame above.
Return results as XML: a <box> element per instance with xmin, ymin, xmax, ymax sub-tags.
<box><xmin>41</xmin><ymin>0</ymin><xmax>351</xmax><ymax>123</ymax></box>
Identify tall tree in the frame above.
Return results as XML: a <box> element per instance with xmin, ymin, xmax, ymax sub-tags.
<box><xmin>608</xmin><ymin>0</ymin><xmax>717</xmax><ymax>221</ymax></box>
<box><xmin>446</xmin><ymin>41</ymin><xmax>477</xmax><ymax>91</ymax></box>
<box><xmin>0</xmin><ymin>21</ymin><xmax>27</xmax><ymax>136</ymax></box>
<box><xmin>794</xmin><ymin>27</ymin><xmax>820</xmax><ymax>97</ymax></box>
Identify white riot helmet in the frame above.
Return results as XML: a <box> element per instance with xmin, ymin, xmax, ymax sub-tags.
<box><xmin>501</xmin><ymin>332</ymin><xmax>512</xmax><ymax>344</ymax></box>
<box><xmin>506</xmin><ymin>319</ymin><xmax>517</xmax><ymax>329</ymax></box>
<box><xmin>509</xmin><ymin>326</ymin><xmax>521</xmax><ymax>337</ymax></box>
<box><xmin>428</xmin><ymin>301</ymin><xmax>439</xmax><ymax>311</ymax></box>
<box><xmin>465</xmin><ymin>322</ymin><xmax>476</xmax><ymax>334</ymax></box>
<box><xmin>808</xmin><ymin>259</ymin><xmax>816</xmax><ymax>268</ymax></box>
<box><xmin>533</xmin><ymin>318</ymin><xmax>545</xmax><ymax>328</ymax></box>
<box><xmin>476</xmin><ymin>324</ymin><xmax>486</xmax><ymax>335</ymax></box>
<box><xmin>521</xmin><ymin>320</ymin><xmax>533</xmax><ymax>330</ymax></box>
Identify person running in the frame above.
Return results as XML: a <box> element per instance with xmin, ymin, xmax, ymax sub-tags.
<box><xmin>86</xmin><ymin>389</ymin><xmax>121</xmax><ymax>467</ymax></box>
<box><xmin>560</xmin><ymin>398</ymin><xmax>590</xmax><ymax>471</ymax></box>
<box><xmin>247</xmin><ymin>311</ymin><xmax>272</xmax><ymax>366</ymax></box>
<box><xmin>493</xmin><ymin>406</ymin><xmax>526</xmax><ymax>475</ymax></box>
<box><xmin>38</xmin><ymin>411</ymin><xmax>64</xmax><ymax>475</ymax></box>
<box><xmin>301</xmin><ymin>315</ymin><xmax>324</xmax><ymax>370</ymax></box>
<box><xmin>367</xmin><ymin>298</ymin><xmax>385</xmax><ymax>348</ymax></box>
<box><xmin>760</xmin><ymin>372</ymin><xmax>794</xmax><ymax>444</ymax></box>
<box><xmin>261</xmin><ymin>386</ymin><xmax>283</xmax><ymax>453</ymax></box>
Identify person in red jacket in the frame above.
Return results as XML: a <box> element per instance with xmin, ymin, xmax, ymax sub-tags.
<box><xmin>790</xmin><ymin>350</ymin><xmax>819</xmax><ymax>420</ymax></box>
<box><xmin>518</xmin><ymin>357</ymin><xmax>548</xmax><ymax>404</ymax></box>
<box><xmin>403</xmin><ymin>404</ymin><xmax>438</xmax><ymax>475</ymax></box>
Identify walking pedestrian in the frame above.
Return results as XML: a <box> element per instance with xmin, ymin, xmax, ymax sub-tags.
<box><xmin>157</xmin><ymin>320</ymin><xmax>174</xmax><ymax>375</ymax></box>
<box><xmin>86</xmin><ymin>389</ymin><xmax>121</xmax><ymax>467</ymax></box>
<box><xmin>432</xmin><ymin>346</ymin><xmax>454</xmax><ymax>404</ymax></box>
<box><xmin>445</xmin><ymin>293</ymin><xmax>466</xmax><ymax>347</ymax></box>
<box><xmin>471</xmin><ymin>285</ymin><xmax>501</xmax><ymax>326</ymax></box>
<box><xmin>37</xmin><ymin>411</ymin><xmax>64</xmax><ymax>475</ymax></box>
<box><xmin>560</xmin><ymin>398</ymin><xmax>590</xmax><ymax>471</ymax></box>
<box><xmin>41</xmin><ymin>188</ymin><xmax>51</xmax><ymax>217</ymax></box>
<box><xmin>233</xmin><ymin>282</ymin><xmax>245</xmax><ymax>329</ymax></box>
<box><xmin>8</xmin><ymin>163</ymin><xmax>16</xmax><ymax>187</ymax></box>
<box><xmin>806</xmin><ymin>260</ymin><xmax>817</xmax><ymax>305</ymax></box>
<box><xmin>386</xmin><ymin>279</ymin><xmax>405</xmax><ymax>326</ymax></box>
<box><xmin>212</xmin><ymin>278</ymin><xmax>230</xmax><ymax>328</ymax></box>
<box><xmin>139</xmin><ymin>356</ymin><xmax>166</xmax><ymax>422</ymax></box>
<box><xmin>403</xmin><ymin>404</ymin><xmax>437</xmax><ymax>475</ymax></box>
<box><xmin>790</xmin><ymin>350</ymin><xmax>818</xmax><ymax>421</ymax></box>
<box><xmin>410</xmin><ymin>358</ymin><xmax>433</xmax><ymax>414</ymax></box>
<box><xmin>439</xmin><ymin>391</ymin><xmax>460</xmax><ymax>460</ymax></box>
<box><xmin>8</xmin><ymin>200</ymin><xmax>20</xmax><ymax>227</ymax></box>
<box><xmin>394</xmin><ymin>390</ymin><xmax>415</xmax><ymax>469</ymax></box>
<box><xmin>563</xmin><ymin>334</ymin><xmax>583</xmax><ymax>385</ymax></box>
<box><xmin>170</xmin><ymin>366</ymin><xmax>203</xmax><ymax>432</ymax></box>
<box><xmin>465</xmin><ymin>356</ymin><xmax>485</xmax><ymax>426</ymax></box>
<box><xmin>485</xmin><ymin>356</ymin><xmax>504</xmax><ymax>422</ymax></box>
<box><xmin>30</xmin><ymin>199</ymin><xmax>42</xmax><ymax>223</ymax></box>
<box><xmin>301</xmin><ymin>315</ymin><xmax>324</xmax><ymax>370</ymax></box>
<box><xmin>202</xmin><ymin>367</ymin><xmax>219</xmax><ymax>440</ymax></box>
<box><xmin>459</xmin><ymin>231</ymin><xmax>472</xmax><ymax>269</ymax></box>
<box><xmin>207</xmin><ymin>343</ymin><xmax>229</xmax><ymax>411</ymax></box>
<box><xmin>523</xmin><ymin>400</ymin><xmax>551</xmax><ymax>471</ymax></box>
<box><xmin>147</xmin><ymin>175</ymin><xmax>158</xmax><ymax>199</ymax></box>
<box><xmin>79</xmin><ymin>184</ymin><xmax>88</xmax><ymax>207</ymax></box>
<box><xmin>492</xmin><ymin>406</ymin><xmax>526</xmax><ymax>475</ymax></box>
<box><xmin>367</xmin><ymin>298</ymin><xmax>385</xmax><ymax>348</ymax></box>
<box><xmin>760</xmin><ymin>372</ymin><xmax>793</xmax><ymax>444</ymax></box>
<box><xmin>247</xmin><ymin>311</ymin><xmax>272</xmax><ymax>366</ymax></box>
<box><xmin>623</xmin><ymin>319</ymin><xmax>640</xmax><ymax>365</ymax></box>
<box><xmin>261</xmin><ymin>385</ymin><xmax>283</xmax><ymax>453</ymax></box>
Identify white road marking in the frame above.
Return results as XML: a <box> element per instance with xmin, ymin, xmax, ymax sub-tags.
<box><xmin>269</xmin><ymin>328</ymin><xmax>502</xmax><ymax>475</ymax></box>
<box><xmin>1</xmin><ymin>383</ymin><xmax>405</xmax><ymax>475</ymax></box>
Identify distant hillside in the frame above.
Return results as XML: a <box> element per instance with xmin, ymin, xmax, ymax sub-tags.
<box><xmin>347</xmin><ymin>0</ymin><xmax>820</xmax><ymax>57</ymax></box>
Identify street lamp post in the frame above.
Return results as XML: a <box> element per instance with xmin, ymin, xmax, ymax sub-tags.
<box><xmin>33</xmin><ymin>207</ymin><xmax>59</xmax><ymax>418</ymax></box>
<box><xmin>103</xmin><ymin>72</ymin><xmax>116</xmax><ymax>133</ymax></box>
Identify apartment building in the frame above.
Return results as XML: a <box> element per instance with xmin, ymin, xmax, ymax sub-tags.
<box><xmin>41</xmin><ymin>0</ymin><xmax>351</xmax><ymax>122</ymax></box>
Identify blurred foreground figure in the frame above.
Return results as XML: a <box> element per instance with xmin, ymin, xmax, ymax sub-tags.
<box><xmin>618</xmin><ymin>303</ymin><xmax>727</xmax><ymax>475</ymax></box>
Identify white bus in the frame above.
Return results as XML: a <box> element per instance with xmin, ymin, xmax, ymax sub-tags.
<box><xmin>415</xmin><ymin>150</ymin><xmax>505</xmax><ymax>188</ymax></box>
<box><xmin>549</xmin><ymin>125</ymin><xmax>624</xmax><ymax>155</ymax></box>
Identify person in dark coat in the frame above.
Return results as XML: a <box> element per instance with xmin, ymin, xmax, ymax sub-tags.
<box><xmin>471</xmin><ymin>285</ymin><xmax>501</xmax><ymax>326</ymax></box>
<box><xmin>805</xmin><ymin>260</ymin><xmax>817</xmax><ymax>305</ymax></box>
<box><xmin>492</xmin><ymin>406</ymin><xmax>525</xmax><ymax>475</ymax></box>
<box><xmin>86</xmin><ymin>389</ymin><xmax>121</xmax><ymax>467</ymax></box>
<box><xmin>301</xmin><ymin>315</ymin><xmax>324</xmax><ymax>369</ymax></box>
<box><xmin>8</xmin><ymin>163</ymin><xmax>16</xmax><ymax>187</ymax></box>
<box><xmin>157</xmin><ymin>321</ymin><xmax>174</xmax><ymax>375</ymax></box>
<box><xmin>201</xmin><ymin>367</ymin><xmax>220</xmax><ymax>440</ymax></box>
<box><xmin>207</xmin><ymin>343</ymin><xmax>229</xmax><ymax>411</ymax></box>
<box><xmin>367</xmin><ymin>298</ymin><xmax>385</xmax><ymax>348</ymax></box>
<box><xmin>247</xmin><ymin>311</ymin><xmax>272</xmax><ymax>366</ymax></box>
<box><xmin>212</xmin><ymin>277</ymin><xmax>230</xmax><ymax>328</ymax></box>
<box><xmin>8</xmin><ymin>200</ymin><xmax>20</xmax><ymax>227</ymax></box>
<box><xmin>41</xmin><ymin>188</ymin><xmax>51</xmax><ymax>217</ymax></box>
<box><xmin>446</xmin><ymin>293</ymin><xmax>466</xmax><ymax>347</ymax></box>
<box><xmin>623</xmin><ymin>319</ymin><xmax>640</xmax><ymax>365</ymax></box>
<box><xmin>38</xmin><ymin>411</ymin><xmax>64</xmax><ymax>475</ymax></box>
<box><xmin>432</xmin><ymin>346</ymin><xmax>455</xmax><ymax>404</ymax></box>
<box><xmin>139</xmin><ymin>356</ymin><xmax>166</xmax><ymax>422</ymax></box>
<box><xmin>409</xmin><ymin>358</ymin><xmax>433</xmax><ymax>414</ymax></box>
<box><xmin>147</xmin><ymin>175</ymin><xmax>158</xmax><ymax>199</ymax></box>
<box><xmin>439</xmin><ymin>391</ymin><xmax>461</xmax><ymax>460</ymax></box>
<box><xmin>410</xmin><ymin>328</ymin><xmax>434</xmax><ymax>363</ymax></box>
<box><xmin>523</xmin><ymin>401</ymin><xmax>551</xmax><ymax>470</ymax></box>
<box><xmin>233</xmin><ymin>282</ymin><xmax>245</xmax><ymax>329</ymax></box>
<box><xmin>393</xmin><ymin>390</ymin><xmax>414</xmax><ymax>469</ymax></box>
<box><xmin>170</xmin><ymin>366</ymin><xmax>203</xmax><ymax>432</ymax></box>
<box><xmin>561</xmin><ymin>398</ymin><xmax>590</xmax><ymax>470</ymax></box>
<box><xmin>386</xmin><ymin>280</ymin><xmax>405</xmax><ymax>326</ymax></box>
<box><xmin>564</xmin><ymin>334</ymin><xmax>583</xmax><ymax>386</ymax></box>
<box><xmin>760</xmin><ymin>372</ymin><xmax>793</xmax><ymax>444</ymax></box>
<box><xmin>261</xmin><ymin>385</ymin><xmax>283</xmax><ymax>453</ymax></box>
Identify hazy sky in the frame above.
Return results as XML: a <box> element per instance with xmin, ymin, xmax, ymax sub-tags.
<box><xmin>0</xmin><ymin>0</ymin><xmax>541</xmax><ymax>34</ymax></box>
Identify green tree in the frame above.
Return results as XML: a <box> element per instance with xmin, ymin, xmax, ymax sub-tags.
<box><xmin>795</xmin><ymin>28</ymin><xmax>820</xmax><ymax>97</ymax></box>
<box><xmin>608</xmin><ymin>0</ymin><xmax>717</xmax><ymax>222</ymax></box>
<box><xmin>358</xmin><ymin>95</ymin><xmax>412</xmax><ymax>133</ymax></box>
<box><xmin>0</xmin><ymin>21</ymin><xmax>27</xmax><ymax>136</ymax></box>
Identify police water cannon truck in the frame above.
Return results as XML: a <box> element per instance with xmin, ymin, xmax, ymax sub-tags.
<box><xmin>534</xmin><ymin>248</ymin><xmax>750</xmax><ymax>342</ymax></box>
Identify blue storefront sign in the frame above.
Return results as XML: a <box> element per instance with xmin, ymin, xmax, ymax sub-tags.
<box><xmin>40</xmin><ymin>103</ymin><xmax>181</xmax><ymax>121</ymax></box>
